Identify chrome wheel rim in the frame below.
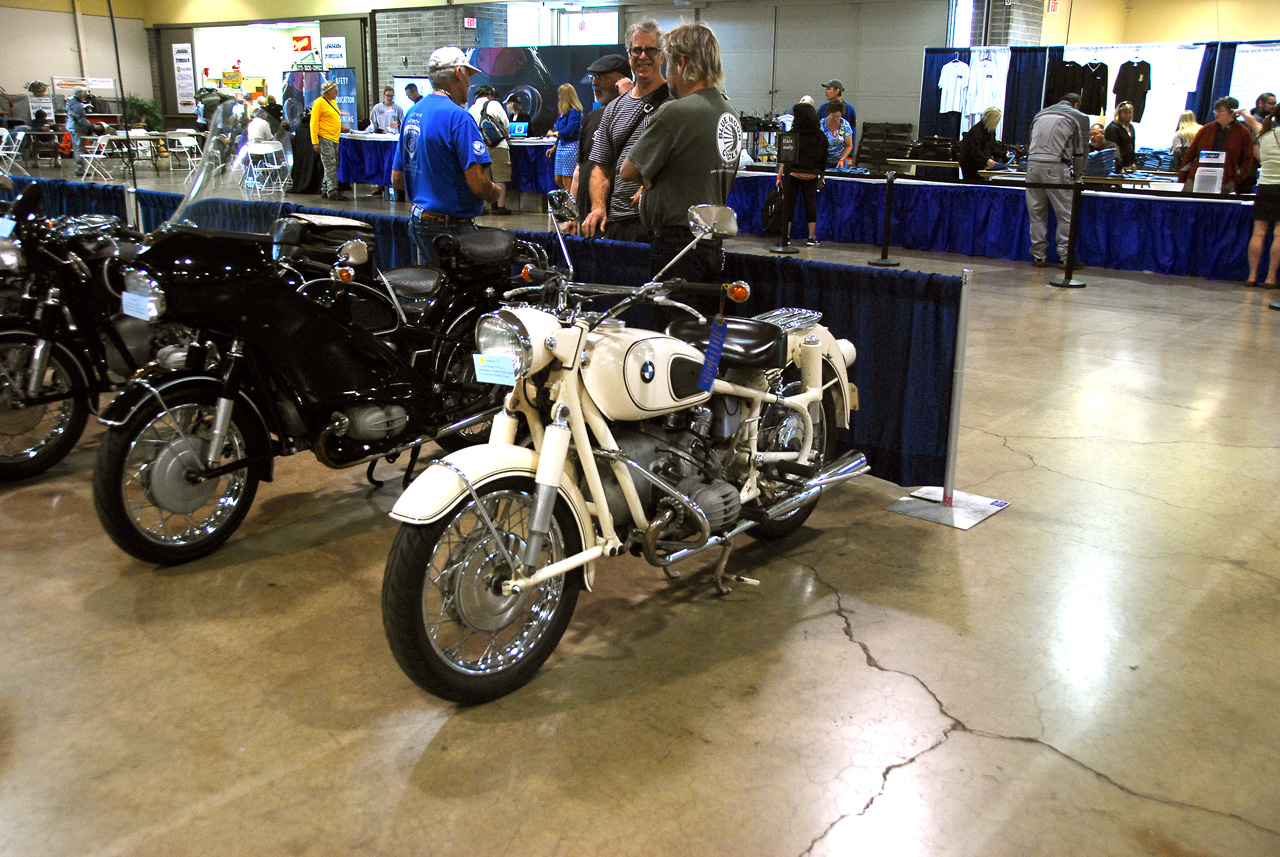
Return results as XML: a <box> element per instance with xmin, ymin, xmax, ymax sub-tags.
<box><xmin>0</xmin><ymin>342</ymin><xmax>76</xmax><ymax>463</ymax></box>
<box><xmin>423</xmin><ymin>489</ymin><xmax>566</xmax><ymax>676</ymax></box>
<box><xmin>120</xmin><ymin>402</ymin><xmax>250</xmax><ymax>547</ymax></box>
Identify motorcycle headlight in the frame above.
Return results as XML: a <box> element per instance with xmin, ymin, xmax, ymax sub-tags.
<box><xmin>476</xmin><ymin>312</ymin><xmax>532</xmax><ymax>378</ymax></box>
<box><xmin>121</xmin><ymin>268</ymin><xmax>167</xmax><ymax>320</ymax></box>
<box><xmin>0</xmin><ymin>239</ymin><xmax>21</xmax><ymax>271</ymax></box>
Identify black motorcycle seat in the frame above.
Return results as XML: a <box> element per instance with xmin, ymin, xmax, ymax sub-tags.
<box><xmin>665</xmin><ymin>316</ymin><xmax>788</xmax><ymax>369</ymax></box>
<box><xmin>451</xmin><ymin>228</ymin><xmax>515</xmax><ymax>264</ymax></box>
<box><xmin>383</xmin><ymin>266</ymin><xmax>443</xmax><ymax>299</ymax></box>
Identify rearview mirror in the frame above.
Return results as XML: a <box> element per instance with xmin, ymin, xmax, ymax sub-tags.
<box><xmin>338</xmin><ymin>239</ymin><xmax>369</xmax><ymax>266</ymax></box>
<box><xmin>547</xmin><ymin>189</ymin><xmax>579</xmax><ymax>222</ymax></box>
<box><xmin>688</xmin><ymin>205</ymin><xmax>737</xmax><ymax>239</ymax></box>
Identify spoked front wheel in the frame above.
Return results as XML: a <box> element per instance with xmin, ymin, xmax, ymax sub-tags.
<box><xmin>0</xmin><ymin>331</ymin><xmax>91</xmax><ymax>482</ymax></box>
<box><xmin>382</xmin><ymin>476</ymin><xmax>583</xmax><ymax>703</ymax></box>
<box><xmin>93</xmin><ymin>386</ymin><xmax>266</xmax><ymax>564</ymax></box>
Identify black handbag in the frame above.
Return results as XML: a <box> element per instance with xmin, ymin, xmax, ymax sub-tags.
<box><xmin>762</xmin><ymin>188</ymin><xmax>785</xmax><ymax>235</ymax></box>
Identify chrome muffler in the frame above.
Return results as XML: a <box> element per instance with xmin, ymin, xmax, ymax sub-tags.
<box><xmin>763</xmin><ymin>449</ymin><xmax>870</xmax><ymax>520</ymax></box>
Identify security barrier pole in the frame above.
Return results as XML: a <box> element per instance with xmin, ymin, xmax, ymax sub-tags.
<box><xmin>771</xmin><ymin>131</ymin><xmax>799</xmax><ymax>256</ymax></box>
<box><xmin>867</xmin><ymin>170</ymin><xmax>901</xmax><ymax>267</ymax></box>
<box><xmin>1049</xmin><ymin>180</ymin><xmax>1085</xmax><ymax>288</ymax></box>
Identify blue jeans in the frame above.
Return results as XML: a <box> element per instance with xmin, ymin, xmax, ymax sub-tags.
<box><xmin>410</xmin><ymin>214</ymin><xmax>478</xmax><ymax>267</ymax></box>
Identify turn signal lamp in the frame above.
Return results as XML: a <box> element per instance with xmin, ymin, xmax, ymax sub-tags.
<box><xmin>726</xmin><ymin>281</ymin><xmax>751</xmax><ymax>303</ymax></box>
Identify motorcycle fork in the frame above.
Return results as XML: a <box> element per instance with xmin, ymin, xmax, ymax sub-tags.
<box><xmin>24</xmin><ymin>287</ymin><xmax>61</xmax><ymax>398</ymax></box>
<box><xmin>204</xmin><ymin>338</ymin><xmax>246</xmax><ymax>469</ymax></box>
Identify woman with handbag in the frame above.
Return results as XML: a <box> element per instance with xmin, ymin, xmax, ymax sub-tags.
<box><xmin>775</xmin><ymin>102</ymin><xmax>828</xmax><ymax>246</ymax></box>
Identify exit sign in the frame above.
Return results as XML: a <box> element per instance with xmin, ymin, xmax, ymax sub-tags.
<box><xmin>464</xmin><ymin>16</ymin><xmax>476</xmax><ymax>28</ymax></box>
<box><xmin>1048</xmin><ymin>0</ymin><xmax>1059</xmax><ymax>11</ymax></box>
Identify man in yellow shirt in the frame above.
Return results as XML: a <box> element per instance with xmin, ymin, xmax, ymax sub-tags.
<box><xmin>310</xmin><ymin>79</ymin><xmax>347</xmax><ymax>201</ymax></box>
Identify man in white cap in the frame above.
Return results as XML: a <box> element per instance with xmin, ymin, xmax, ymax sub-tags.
<box><xmin>392</xmin><ymin>46</ymin><xmax>500</xmax><ymax>267</ymax></box>
<box><xmin>311</xmin><ymin>79</ymin><xmax>346</xmax><ymax>200</ymax></box>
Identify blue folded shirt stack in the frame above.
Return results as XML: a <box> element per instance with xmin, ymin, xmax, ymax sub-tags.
<box><xmin>1085</xmin><ymin>148</ymin><xmax>1116</xmax><ymax>176</ymax></box>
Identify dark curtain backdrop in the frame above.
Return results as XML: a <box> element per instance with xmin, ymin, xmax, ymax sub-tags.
<box><xmin>918</xmin><ymin>48</ymin><xmax>971</xmax><ymax>141</ymax></box>
<box><xmin>1003</xmin><ymin>47</ymin><xmax>1048</xmax><ymax>146</ymax></box>
<box><xmin>1187</xmin><ymin>43</ymin><xmax>1220</xmax><ymax>121</ymax></box>
<box><xmin>1042</xmin><ymin>47</ymin><xmax>1064</xmax><ymax>108</ymax></box>
<box><xmin>1210</xmin><ymin>42</ymin><xmax>1238</xmax><ymax>106</ymax></box>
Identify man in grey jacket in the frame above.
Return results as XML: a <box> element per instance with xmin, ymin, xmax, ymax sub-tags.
<box><xmin>1026</xmin><ymin>93</ymin><xmax>1089</xmax><ymax>267</ymax></box>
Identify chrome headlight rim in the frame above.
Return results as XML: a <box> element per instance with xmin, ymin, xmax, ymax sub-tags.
<box><xmin>475</xmin><ymin>311</ymin><xmax>532</xmax><ymax>379</ymax></box>
<box><xmin>122</xmin><ymin>267</ymin><xmax>167</xmax><ymax>320</ymax></box>
<box><xmin>0</xmin><ymin>238</ymin><xmax>22</xmax><ymax>271</ymax></box>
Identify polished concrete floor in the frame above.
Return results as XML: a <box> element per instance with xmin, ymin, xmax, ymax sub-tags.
<box><xmin>2</xmin><ymin>162</ymin><xmax>1279</xmax><ymax>855</ymax></box>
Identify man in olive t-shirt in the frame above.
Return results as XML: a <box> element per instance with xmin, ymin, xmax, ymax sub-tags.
<box><xmin>622</xmin><ymin>22</ymin><xmax>742</xmax><ymax>282</ymax></box>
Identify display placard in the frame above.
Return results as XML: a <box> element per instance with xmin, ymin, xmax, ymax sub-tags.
<box><xmin>322</xmin><ymin>37</ymin><xmax>346</xmax><ymax>69</ymax></box>
<box><xmin>172</xmin><ymin>43</ymin><xmax>196</xmax><ymax>113</ymax></box>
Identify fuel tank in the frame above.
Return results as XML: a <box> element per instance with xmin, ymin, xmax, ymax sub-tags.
<box><xmin>581</xmin><ymin>320</ymin><xmax>710</xmax><ymax>422</ymax></box>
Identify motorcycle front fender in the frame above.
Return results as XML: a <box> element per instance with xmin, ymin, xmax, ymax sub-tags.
<box><xmin>392</xmin><ymin>443</ymin><xmax>596</xmax><ymax>579</ymax></box>
<box><xmin>784</xmin><ymin>326</ymin><xmax>856</xmax><ymax>429</ymax></box>
<box><xmin>98</xmin><ymin>369</ymin><xmax>276</xmax><ymax>482</ymax></box>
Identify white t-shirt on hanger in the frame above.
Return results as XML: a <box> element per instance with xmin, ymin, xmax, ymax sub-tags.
<box><xmin>939</xmin><ymin>59</ymin><xmax>970</xmax><ymax>114</ymax></box>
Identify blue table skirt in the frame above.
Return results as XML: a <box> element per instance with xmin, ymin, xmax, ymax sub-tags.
<box><xmin>337</xmin><ymin>135</ymin><xmax>397</xmax><ymax>186</ymax></box>
<box><xmin>336</xmin><ymin>137</ymin><xmax>557</xmax><ymax>195</ymax></box>
<box><xmin>727</xmin><ymin>173</ymin><xmax>1259</xmax><ymax>282</ymax></box>
<box><xmin>510</xmin><ymin>142</ymin><xmax>556</xmax><ymax>194</ymax></box>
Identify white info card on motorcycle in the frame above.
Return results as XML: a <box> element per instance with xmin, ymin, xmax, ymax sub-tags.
<box><xmin>472</xmin><ymin>354</ymin><xmax>517</xmax><ymax>386</ymax></box>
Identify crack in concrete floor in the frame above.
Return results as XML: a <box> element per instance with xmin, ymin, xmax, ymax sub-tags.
<box><xmin>754</xmin><ymin>552</ymin><xmax>1280</xmax><ymax>856</ymax></box>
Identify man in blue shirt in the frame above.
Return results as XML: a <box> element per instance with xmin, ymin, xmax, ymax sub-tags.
<box><xmin>392</xmin><ymin>46</ymin><xmax>500</xmax><ymax>266</ymax></box>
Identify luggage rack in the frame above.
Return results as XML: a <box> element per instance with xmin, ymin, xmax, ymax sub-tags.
<box><xmin>755</xmin><ymin>307</ymin><xmax>822</xmax><ymax>331</ymax></box>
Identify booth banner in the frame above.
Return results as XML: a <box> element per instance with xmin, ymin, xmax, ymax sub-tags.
<box><xmin>322</xmin><ymin>37</ymin><xmax>346</xmax><ymax>69</ymax></box>
<box><xmin>392</xmin><ymin>76</ymin><xmax>432</xmax><ymax>118</ymax></box>
<box><xmin>328</xmin><ymin>68</ymin><xmax>358</xmax><ymax>128</ymax></box>
<box><xmin>28</xmin><ymin>97</ymin><xmax>53</xmax><ymax>120</ymax></box>
<box><xmin>87</xmin><ymin>77</ymin><xmax>114</xmax><ymax>93</ymax></box>
<box><xmin>466</xmin><ymin>45</ymin><xmax>625</xmax><ymax>137</ymax></box>
<box><xmin>51</xmin><ymin>76</ymin><xmax>87</xmax><ymax>98</ymax></box>
<box><xmin>222</xmin><ymin>70</ymin><xmax>242</xmax><ymax>89</ymax></box>
<box><xmin>172</xmin><ymin>43</ymin><xmax>196</xmax><ymax>114</ymax></box>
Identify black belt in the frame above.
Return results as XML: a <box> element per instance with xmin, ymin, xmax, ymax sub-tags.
<box><xmin>412</xmin><ymin>206</ymin><xmax>474</xmax><ymax>225</ymax></box>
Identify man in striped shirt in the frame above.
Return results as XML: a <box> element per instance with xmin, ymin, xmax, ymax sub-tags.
<box><xmin>582</xmin><ymin>19</ymin><xmax>670</xmax><ymax>242</ymax></box>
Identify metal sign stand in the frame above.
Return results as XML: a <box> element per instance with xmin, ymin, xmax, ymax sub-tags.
<box><xmin>770</xmin><ymin>131</ymin><xmax>799</xmax><ymax>255</ymax></box>
<box><xmin>886</xmin><ymin>269</ymin><xmax>1009</xmax><ymax>530</ymax></box>
<box><xmin>1048</xmin><ymin>180</ymin><xmax>1085</xmax><ymax>288</ymax></box>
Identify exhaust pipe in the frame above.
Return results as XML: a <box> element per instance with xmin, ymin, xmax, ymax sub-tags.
<box><xmin>764</xmin><ymin>449</ymin><xmax>870</xmax><ymax>520</ymax></box>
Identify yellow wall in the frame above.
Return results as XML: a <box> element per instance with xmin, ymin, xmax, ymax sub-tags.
<box><xmin>0</xmin><ymin>0</ymin><xmax>146</xmax><ymax>21</ymax></box>
<box><xmin>1042</xmin><ymin>0</ymin><xmax>1280</xmax><ymax>45</ymax></box>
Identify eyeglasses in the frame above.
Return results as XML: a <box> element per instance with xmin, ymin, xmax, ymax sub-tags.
<box><xmin>629</xmin><ymin>46</ymin><xmax>661</xmax><ymax>58</ymax></box>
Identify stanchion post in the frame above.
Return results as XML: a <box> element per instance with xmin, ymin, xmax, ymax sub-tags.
<box><xmin>1049</xmin><ymin>180</ymin><xmax>1085</xmax><ymax>288</ymax></box>
<box><xmin>867</xmin><ymin>170</ymin><xmax>901</xmax><ymax>267</ymax></box>
<box><xmin>942</xmin><ymin>268</ymin><xmax>973</xmax><ymax>505</ymax></box>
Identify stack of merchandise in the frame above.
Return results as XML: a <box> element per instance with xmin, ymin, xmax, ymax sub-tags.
<box><xmin>1085</xmin><ymin>147</ymin><xmax>1117</xmax><ymax>176</ymax></box>
<box><xmin>1136</xmin><ymin>149</ymin><xmax>1174</xmax><ymax>171</ymax></box>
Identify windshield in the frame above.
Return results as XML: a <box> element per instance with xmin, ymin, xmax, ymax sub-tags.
<box><xmin>163</xmin><ymin>100</ymin><xmax>285</xmax><ymax>234</ymax></box>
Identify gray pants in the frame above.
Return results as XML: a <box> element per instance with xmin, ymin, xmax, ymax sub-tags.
<box><xmin>1025</xmin><ymin>161</ymin><xmax>1074</xmax><ymax>262</ymax></box>
<box><xmin>318</xmin><ymin>137</ymin><xmax>339</xmax><ymax>195</ymax></box>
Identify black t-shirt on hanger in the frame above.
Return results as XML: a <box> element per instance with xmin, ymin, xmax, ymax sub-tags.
<box><xmin>1080</xmin><ymin>61</ymin><xmax>1108</xmax><ymax>115</ymax></box>
<box><xmin>1114</xmin><ymin>60</ymin><xmax>1152</xmax><ymax>122</ymax></box>
<box><xmin>1045</xmin><ymin>60</ymin><xmax>1085</xmax><ymax>107</ymax></box>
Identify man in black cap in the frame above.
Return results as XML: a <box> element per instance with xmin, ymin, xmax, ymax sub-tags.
<box><xmin>817</xmin><ymin>78</ymin><xmax>852</xmax><ymax>124</ymax></box>
<box><xmin>570</xmin><ymin>53</ymin><xmax>630</xmax><ymax>230</ymax></box>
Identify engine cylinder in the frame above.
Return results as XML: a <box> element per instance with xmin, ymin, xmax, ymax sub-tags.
<box><xmin>678</xmin><ymin>476</ymin><xmax>741</xmax><ymax>532</ymax></box>
<box><xmin>345</xmin><ymin>405</ymin><xmax>408</xmax><ymax>440</ymax></box>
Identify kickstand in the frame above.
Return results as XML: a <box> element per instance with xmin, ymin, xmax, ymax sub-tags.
<box><xmin>401</xmin><ymin>445</ymin><xmax>423</xmax><ymax>490</ymax></box>
<box><xmin>366</xmin><ymin>459</ymin><xmax>385</xmax><ymax>489</ymax></box>
<box><xmin>711</xmin><ymin>537</ymin><xmax>759</xmax><ymax>595</ymax></box>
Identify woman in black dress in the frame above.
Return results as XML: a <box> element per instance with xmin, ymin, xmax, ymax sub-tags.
<box><xmin>775</xmin><ymin>102</ymin><xmax>828</xmax><ymax>246</ymax></box>
<box><xmin>958</xmin><ymin>107</ymin><xmax>1005</xmax><ymax>182</ymax></box>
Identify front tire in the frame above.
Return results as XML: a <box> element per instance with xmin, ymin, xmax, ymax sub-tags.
<box><xmin>382</xmin><ymin>476</ymin><xmax>583</xmax><ymax>703</ymax></box>
<box><xmin>0</xmin><ymin>331</ymin><xmax>91</xmax><ymax>482</ymax></box>
<box><xmin>92</xmin><ymin>386</ymin><xmax>265</xmax><ymax>564</ymax></box>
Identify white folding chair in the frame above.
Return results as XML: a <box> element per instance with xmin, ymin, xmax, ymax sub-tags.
<box><xmin>245</xmin><ymin>141</ymin><xmax>288</xmax><ymax>195</ymax></box>
<box><xmin>124</xmin><ymin>128</ymin><xmax>158</xmax><ymax>169</ymax></box>
<box><xmin>79</xmin><ymin>136</ymin><xmax>114</xmax><ymax>182</ymax></box>
<box><xmin>166</xmin><ymin>130</ymin><xmax>201</xmax><ymax>177</ymax></box>
<box><xmin>0</xmin><ymin>129</ymin><xmax>28</xmax><ymax>176</ymax></box>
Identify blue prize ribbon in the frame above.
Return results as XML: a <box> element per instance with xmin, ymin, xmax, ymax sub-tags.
<box><xmin>696</xmin><ymin>317</ymin><xmax>728</xmax><ymax>393</ymax></box>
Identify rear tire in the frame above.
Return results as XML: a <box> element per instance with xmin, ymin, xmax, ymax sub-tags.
<box><xmin>93</xmin><ymin>386</ymin><xmax>266</xmax><ymax>564</ymax></box>
<box><xmin>382</xmin><ymin>476</ymin><xmax>583</xmax><ymax>703</ymax></box>
<box><xmin>0</xmin><ymin>331</ymin><xmax>91</xmax><ymax>482</ymax></box>
<box><xmin>751</xmin><ymin>375</ymin><xmax>837</xmax><ymax>541</ymax></box>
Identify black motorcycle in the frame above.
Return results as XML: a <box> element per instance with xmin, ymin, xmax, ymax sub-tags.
<box><xmin>91</xmin><ymin>110</ymin><xmax>533</xmax><ymax>564</ymax></box>
<box><xmin>0</xmin><ymin>184</ymin><xmax>194</xmax><ymax>482</ymax></box>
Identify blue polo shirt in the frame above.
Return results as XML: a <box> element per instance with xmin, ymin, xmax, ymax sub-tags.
<box><xmin>394</xmin><ymin>92</ymin><xmax>491</xmax><ymax>218</ymax></box>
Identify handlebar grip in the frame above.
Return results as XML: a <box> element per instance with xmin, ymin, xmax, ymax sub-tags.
<box><xmin>118</xmin><ymin>227</ymin><xmax>146</xmax><ymax>241</ymax></box>
<box><xmin>520</xmin><ymin>265</ymin><xmax>555</xmax><ymax>284</ymax></box>
<box><xmin>671</xmin><ymin>280</ymin><xmax>728</xmax><ymax>294</ymax></box>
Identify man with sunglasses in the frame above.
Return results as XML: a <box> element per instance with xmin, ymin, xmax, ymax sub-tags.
<box><xmin>622</xmin><ymin>21</ymin><xmax>741</xmax><ymax>282</ymax></box>
<box><xmin>582</xmin><ymin>20</ymin><xmax>670</xmax><ymax>242</ymax></box>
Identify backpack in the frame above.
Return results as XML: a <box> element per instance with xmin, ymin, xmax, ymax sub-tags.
<box><xmin>478</xmin><ymin>100</ymin><xmax>507</xmax><ymax>148</ymax></box>
<box><xmin>761</xmin><ymin>188</ymin><xmax>786</xmax><ymax>235</ymax></box>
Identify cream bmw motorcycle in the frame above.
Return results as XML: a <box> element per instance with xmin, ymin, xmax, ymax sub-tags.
<box><xmin>381</xmin><ymin>193</ymin><xmax>869</xmax><ymax>703</ymax></box>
